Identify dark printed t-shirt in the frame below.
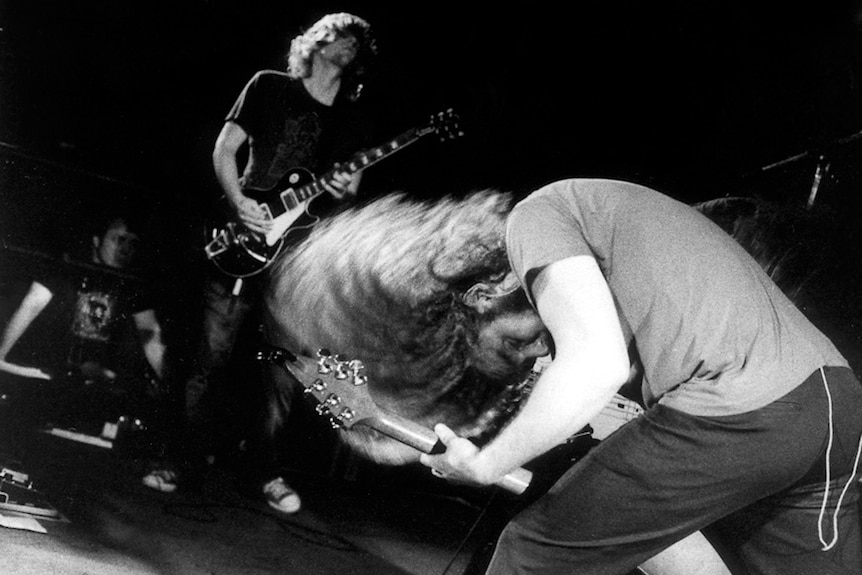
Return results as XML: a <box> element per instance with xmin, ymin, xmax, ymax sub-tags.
<box><xmin>8</xmin><ymin>263</ymin><xmax>152</xmax><ymax>379</ymax></box>
<box><xmin>225</xmin><ymin>70</ymin><xmax>375</xmax><ymax>192</ymax></box>
<box><xmin>506</xmin><ymin>179</ymin><xmax>847</xmax><ymax>416</ymax></box>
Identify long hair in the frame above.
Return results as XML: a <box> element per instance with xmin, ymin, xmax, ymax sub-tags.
<box><xmin>264</xmin><ymin>191</ymin><xmax>523</xmax><ymax>463</ymax></box>
<box><xmin>285</xmin><ymin>12</ymin><xmax>377</xmax><ymax>100</ymax></box>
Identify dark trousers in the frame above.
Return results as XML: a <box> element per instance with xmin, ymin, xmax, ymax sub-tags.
<box><xmin>486</xmin><ymin>367</ymin><xmax>862</xmax><ymax>575</ymax></box>
<box><xmin>166</xmin><ymin>273</ymin><xmax>258</xmax><ymax>478</ymax></box>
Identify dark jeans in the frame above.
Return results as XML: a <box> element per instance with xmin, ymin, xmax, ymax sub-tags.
<box><xmin>169</xmin><ymin>274</ymin><xmax>257</xmax><ymax>477</ymax></box>
<box><xmin>175</xmin><ymin>274</ymin><xmax>299</xmax><ymax>490</ymax></box>
<box><xmin>486</xmin><ymin>367</ymin><xmax>862</xmax><ymax>575</ymax></box>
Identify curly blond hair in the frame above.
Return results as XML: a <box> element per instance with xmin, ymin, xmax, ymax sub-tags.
<box><xmin>285</xmin><ymin>12</ymin><xmax>377</xmax><ymax>99</ymax></box>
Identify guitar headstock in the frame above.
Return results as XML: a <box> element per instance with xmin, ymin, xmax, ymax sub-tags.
<box><xmin>428</xmin><ymin>108</ymin><xmax>464</xmax><ymax>142</ymax></box>
<box><xmin>259</xmin><ymin>345</ymin><xmax>376</xmax><ymax>430</ymax></box>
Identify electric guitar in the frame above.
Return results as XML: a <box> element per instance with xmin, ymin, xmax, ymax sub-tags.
<box><xmin>525</xmin><ymin>356</ymin><xmax>643</xmax><ymax>440</ymax></box>
<box><xmin>258</xmin><ymin>345</ymin><xmax>533</xmax><ymax>496</ymax></box>
<box><xmin>204</xmin><ymin>108</ymin><xmax>464</xmax><ymax>278</ymax></box>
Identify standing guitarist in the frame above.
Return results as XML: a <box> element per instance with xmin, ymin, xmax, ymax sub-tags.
<box><xmin>142</xmin><ymin>13</ymin><xmax>379</xmax><ymax>516</ymax></box>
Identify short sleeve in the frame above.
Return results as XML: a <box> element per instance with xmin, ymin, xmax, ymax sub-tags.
<box><xmin>225</xmin><ymin>71</ymin><xmax>268</xmax><ymax>135</ymax></box>
<box><xmin>505</xmin><ymin>188</ymin><xmax>592</xmax><ymax>301</ymax></box>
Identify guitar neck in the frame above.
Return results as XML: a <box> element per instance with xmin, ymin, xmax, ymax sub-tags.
<box><xmin>362</xmin><ymin>409</ymin><xmax>533</xmax><ymax>495</ymax></box>
<box><xmin>293</xmin><ymin>126</ymin><xmax>429</xmax><ymax>203</ymax></box>
<box><xmin>257</xmin><ymin>344</ymin><xmax>530</xmax><ymax>494</ymax></box>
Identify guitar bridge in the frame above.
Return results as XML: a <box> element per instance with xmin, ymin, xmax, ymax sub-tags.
<box><xmin>205</xmin><ymin>222</ymin><xmax>271</xmax><ymax>262</ymax></box>
<box><xmin>204</xmin><ymin>228</ymin><xmax>232</xmax><ymax>259</ymax></box>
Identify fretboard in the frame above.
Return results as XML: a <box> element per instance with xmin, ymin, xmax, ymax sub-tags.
<box><xmin>285</xmin><ymin>126</ymin><xmax>427</xmax><ymax>208</ymax></box>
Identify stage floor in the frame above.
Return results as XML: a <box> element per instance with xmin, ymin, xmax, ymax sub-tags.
<box><xmin>1</xmin><ymin>427</ymin><xmax>511</xmax><ymax>575</ymax></box>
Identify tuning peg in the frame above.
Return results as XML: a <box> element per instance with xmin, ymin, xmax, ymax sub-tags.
<box><xmin>343</xmin><ymin>359</ymin><xmax>366</xmax><ymax>386</ymax></box>
<box><xmin>333</xmin><ymin>407</ymin><xmax>355</xmax><ymax>427</ymax></box>
<box><xmin>324</xmin><ymin>393</ymin><xmax>342</xmax><ymax>407</ymax></box>
<box><xmin>316</xmin><ymin>349</ymin><xmax>333</xmax><ymax>374</ymax></box>
<box><xmin>333</xmin><ymin>355</ymin><xmax>350</xmax><ymax>380</ymax></box>
<box><xmin>303</xmin><ymin>378</ymin><xmax>327</xmax><ymax>395</ymax></box>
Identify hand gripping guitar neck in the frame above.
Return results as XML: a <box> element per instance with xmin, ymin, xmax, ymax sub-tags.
<box><xmin>258</xmin><ymin>345</ymin><xmax>532</xmax><ymax>495</ymax></box>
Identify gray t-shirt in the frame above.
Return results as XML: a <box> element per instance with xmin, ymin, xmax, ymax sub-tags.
<box><xmin>506</xmin><ymin>179</ymin><xmax>847</xmax><ymax>416</ymax></box>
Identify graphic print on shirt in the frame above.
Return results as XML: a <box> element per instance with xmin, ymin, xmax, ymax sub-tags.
<box><xmin>271</xmin><ymin>114</ymin><xmax>322</xmax><ymax>177</ymax></box>
<box><xmin>71</xmin><ymin>288</ymin><xmax>118</xmax><ymax>343</ymax></box>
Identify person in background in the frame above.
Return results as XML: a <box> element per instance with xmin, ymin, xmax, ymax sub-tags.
<box><xmin>142</xmin><ymin>12</ymin><xmax>379</xmax><ymax>517</ymax></box>
<box><xmin>0</xmin><ymin>213</ymin><xmax>167</xmax><ymax>444</ymax></box>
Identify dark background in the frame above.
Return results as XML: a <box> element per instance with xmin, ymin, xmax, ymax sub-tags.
<box><xmin>2</xmin><ymin>1</ymin><xmax>862</xmax><ymax>231</ymax></box>
<box><xmin>1</xmin><ymin>1</ymin><xmax>861</xmax><ymax>306</ymax></box>
<box><xmin>1</xmin><ymin>1</ymin><xmax>862</xmax><ymax>513</ymax></box>
<box><xmin>0</xmin><ymin>7</ymin><xmax>861</xmax><ymax>568</ymax></box>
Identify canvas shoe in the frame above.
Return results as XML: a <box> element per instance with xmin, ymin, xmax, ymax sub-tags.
<box><xmin>142</xmin><ymin>468</ymin><xmax>179</xmax><ymax>493</ymax></box>
<box><xmin>262</xmin><ymin>477</ymin><xmax>301</xmax><ymax>514</ymax></box>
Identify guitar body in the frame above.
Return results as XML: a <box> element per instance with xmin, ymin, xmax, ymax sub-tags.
<box><xmin>204</xmin><ymin>167</ymin><xmax>329</xmax><ymax>278</ymax></box>
<box><xmin>203</xmin><ymin>109</ymin><xmax>464</xmax><ymax>279</ymax></box>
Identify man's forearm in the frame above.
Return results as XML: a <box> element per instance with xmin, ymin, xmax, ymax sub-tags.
<box><xmin>473</xmin><ymin>357</ymin><xmax>623</xmax><ymax>483</ymax></box>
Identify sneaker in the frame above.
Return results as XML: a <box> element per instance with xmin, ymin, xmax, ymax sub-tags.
<box><xmin>262</xmin><ymin>477</ymin><xmax>301</xmax><ymax>514</ymax></box>
<box><xmin>142</xmin><ymin>468</ymin><xmax>179</xmax><ymax>493</ymax></box>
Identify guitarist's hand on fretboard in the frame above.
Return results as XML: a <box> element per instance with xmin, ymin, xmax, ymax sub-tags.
<box><xmin>323</xmin><ymin>168</ymin><xmax>360</xmax><ymax>200</ymax></box>
<box><xmin>260</xmin><ymin>345</ymin><xmax>533</xmax><ymax>495</ymax></box>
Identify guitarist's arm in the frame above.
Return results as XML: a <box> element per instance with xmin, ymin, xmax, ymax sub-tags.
<box><xmin>213</xmin><ymin>121</ymin><xmax>272</xmax><ymax>234</ymax></box>
<box><xmin>0</xmin><ymin>281</ymin><xmax>53</xmax><ymax>380</ymax></box>
<box><xmin>133</xmin><ymin>308</ymin><xmax>166</xmax><ymax>380</ymax></box>
<box><xmin>421</xmin><ymin>257</ymin><xmax>629</xmax><ymax>486</ymax></box>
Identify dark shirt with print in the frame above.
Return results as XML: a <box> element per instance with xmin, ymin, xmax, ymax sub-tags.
<box><xmin>8</xmin><ymin>262</ymin><xmax>153</xmax><ymax>382</ymax></box>
<box><xmin>226</xmin><ymin>70</ymin><xmax>376</xmax><ymax>193</ymax></box>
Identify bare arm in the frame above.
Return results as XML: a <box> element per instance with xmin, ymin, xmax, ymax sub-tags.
<box><xmin>213</xmin><ymin>121</ymin><xmax>271</xmax><ymax>234</ymax></box>
<box><xmin>421</xmin><ymin>255</ymin><xmax>630</xmax><ymax>485</ymax></box>
<box><xmin>133</xmin><ymin>308</ymin><xmax>166</xmax><ymax>379</ymax></box>
<box><xmin>0</xmin><ymin>281</ymin><xmax>53</xmax><ymax>379</ymax></box>
<box><xmin>422</xmin><ymin>258</ymin><xmax>732</xmax><ymax>574</ymax></box>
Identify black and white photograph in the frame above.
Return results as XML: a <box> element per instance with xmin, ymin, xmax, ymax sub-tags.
<box><xmin>1</xmin><ymin>2</ymin><xmax>862</xmax><ymax>574</ymax></box>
